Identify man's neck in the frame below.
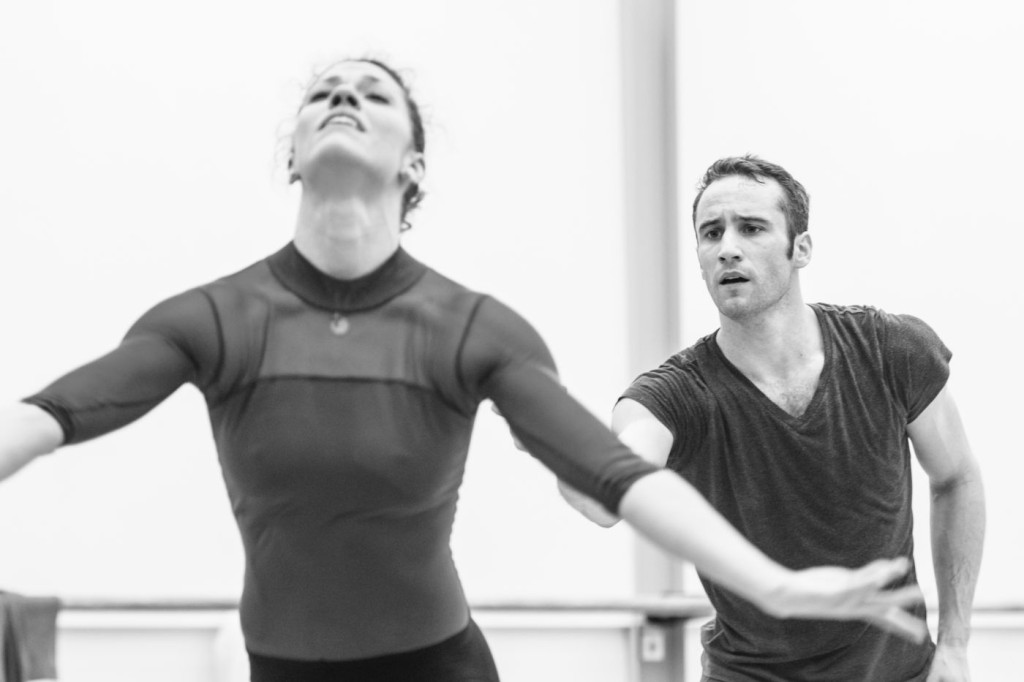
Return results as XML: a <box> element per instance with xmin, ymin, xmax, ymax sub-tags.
<box><xmin>717</xmin><ymin>301</ymin><xmax>822</xmax><ymax>382</ymax></box>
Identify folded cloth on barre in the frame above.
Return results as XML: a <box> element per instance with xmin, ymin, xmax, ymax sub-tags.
<box><xmin>0</xmin><ymin>592</ymin><xmax>60</xmax><ymax>682</ymax></box>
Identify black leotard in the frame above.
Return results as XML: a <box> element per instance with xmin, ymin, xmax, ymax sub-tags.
<box><xmin>25</xmin><ymin>243</ymin><xmax>657</xmax><ymax>661</ymax></box>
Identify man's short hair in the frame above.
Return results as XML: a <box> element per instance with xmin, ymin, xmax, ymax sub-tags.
<box><xmin>692</xmin><ymin>155</ymin><xmax>810</xmax><ymax>253</ymax></box>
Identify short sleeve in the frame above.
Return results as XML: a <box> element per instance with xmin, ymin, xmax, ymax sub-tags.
<box><xmin>458</xmin><ymin>296</ymin><xmax>658</xmax><ymax>513</ymax></box>
<box><xmin>620</xmin><ymin>351</ymin><xmax>711</xmax><ymax>467</ymax></box>
<box><xmin>881</xmin><ymin>312</ymin><xmax>952</xmax><ymax>422</ymax></box>
<box><xmin>22</xmin><ymin>288</ymin><xmax>221</xmax><ymax>444</ymax></box>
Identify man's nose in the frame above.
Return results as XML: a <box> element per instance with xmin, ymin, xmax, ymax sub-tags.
<box><xmin>717</xmin><ymin>228</ymin><xmax>742</xmax><ymax>262</ymax></box>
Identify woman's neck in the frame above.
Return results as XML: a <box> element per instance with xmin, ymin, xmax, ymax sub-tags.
<box><xmin>292</xmin><ymin>189</ymin><xmax>402</xmax><ymax>280</ymax></box>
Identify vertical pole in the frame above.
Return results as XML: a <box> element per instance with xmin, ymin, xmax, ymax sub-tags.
<box><xmin>619</xmin><ymin>0</ymin><xmax>686</xmax><ymax>679</ymax></box>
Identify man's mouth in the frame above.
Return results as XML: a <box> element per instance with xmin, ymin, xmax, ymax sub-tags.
<box><xmin>720</xmin><ymin>275</ymin><xmax>749</xmax><ymax>285</ymax></box>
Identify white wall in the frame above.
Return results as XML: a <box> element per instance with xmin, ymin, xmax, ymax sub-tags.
<box><xmin>0</xmin><ymin>0</ymin><xmax>639</xmax><ymax>607</ymax></box>
<box><xmin>675</xmin><ymin>0</ymin><xmax>1024</xmax><ymax>608</ymax></box>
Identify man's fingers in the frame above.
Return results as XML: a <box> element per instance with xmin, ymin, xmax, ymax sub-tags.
<box><xmin>491</xmin><ymin>403</ymin><xmax>527</xmax><ymax>451</ymax></box>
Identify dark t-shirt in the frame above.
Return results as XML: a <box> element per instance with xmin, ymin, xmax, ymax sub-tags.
<box><xmin>24</xmin><ymin>243</ymin><xmax>658</xmax><ymax>661</ymax></box>
<box><xmin>623</xmin><ymin>303</ymin><xmax>950</xmax><ymax>682</ymax></box>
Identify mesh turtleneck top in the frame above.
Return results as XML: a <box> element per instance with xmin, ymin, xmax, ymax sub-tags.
<box><xmin>24</xmin><ymin>243</ymin><xmax>658</xmax><ymax>660</ymax></box>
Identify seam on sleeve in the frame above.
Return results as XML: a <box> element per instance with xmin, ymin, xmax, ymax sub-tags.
<box><xmin>197</xmin><ymin>287</ymin><xmax>226</xmax><ymax>390</ymax></box>
<box><xmin>453</xmin><ymin>294</ymin><xmax>489</xmax><ymax>398</ymax></box>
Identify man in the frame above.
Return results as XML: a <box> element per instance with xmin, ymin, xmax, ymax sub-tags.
<box><xmin>561</xmin><ymin>155</ymin><xmax>984</xmax><ymax>681</ymax></box>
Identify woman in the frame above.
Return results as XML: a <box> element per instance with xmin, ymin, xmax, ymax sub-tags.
<box><xmin>0</xmin><ymin>59</ymin><xmax>924</xmax><ymax>681</ymax></box>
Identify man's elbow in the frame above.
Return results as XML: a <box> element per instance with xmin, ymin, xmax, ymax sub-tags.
<box><xmin>930</xmin><ymin>462</ymin><xmax>985</xmax><ymax>501</ymax></box>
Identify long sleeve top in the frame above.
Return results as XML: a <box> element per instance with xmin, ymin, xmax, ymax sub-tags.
<box><xmin>25</xmin><ymin>243</ymin><xmax>657</xmax><ymax>660</ymax></box>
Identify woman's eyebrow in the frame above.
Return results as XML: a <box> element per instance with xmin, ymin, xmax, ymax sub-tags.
<box><xmin>315</xmin><ymin>74</ymin><xmax>383</xmax><ymax>89</ymax></box>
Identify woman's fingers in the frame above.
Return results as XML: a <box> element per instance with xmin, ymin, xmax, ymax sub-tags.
<box><xmin>831</xmin><ymin>559</ymin><xmax>928</xmax><ymax>643</ymax></box>
<box><xmin>866</xmin><ymin>584</ymin><xmax>925</xmax><ymax>610</ymax></box>
<box><xmin>865</xmin><ymin>606</ymin><xmax>929</xmax><ymax>643</ymax></box>
<box><xmin>855</xmin><ymin>557</ymin><xmax>912</xmax><ymax>588</ymax></box>
<box><xmin>782</xmin><ymin>559</ymin><xmax>927</xmax><ymax>643</ymax></box>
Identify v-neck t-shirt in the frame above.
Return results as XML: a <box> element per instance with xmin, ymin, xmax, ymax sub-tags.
<box><xmin>622</xmin><ymin>303</ymin><xmax>951</xmax><ymax>682</ymax></box>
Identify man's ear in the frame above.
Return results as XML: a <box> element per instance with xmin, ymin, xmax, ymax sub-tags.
<box><xmin>792</xmin><ymin>231</ymin><xmax>813</xmax><ymax>268</ymax></box>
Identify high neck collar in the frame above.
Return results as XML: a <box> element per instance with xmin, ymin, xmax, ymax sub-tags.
<box><xmin>267</xmin><ymin>242</ymin><xmax>427</xmax><ymax>312</ymax></box>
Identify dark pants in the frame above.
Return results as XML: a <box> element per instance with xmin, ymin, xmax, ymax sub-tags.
<box><xmin>248</xmin><ymin>619</ymin><xmax>500</xmax><ymax>682</ymax></box>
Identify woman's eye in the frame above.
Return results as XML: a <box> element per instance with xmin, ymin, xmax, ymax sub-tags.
<box><xmin>367</xmin><ymin>93</ymin><xmax>390</xmax><ymax>104</ymax></box>
<box><xmin>308</xmin><ymin>91</ymin><xmax>329</xmax><ymax>103</ymax></box>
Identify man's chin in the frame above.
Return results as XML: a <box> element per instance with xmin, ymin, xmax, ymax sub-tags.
<box><xmin>716</xmin><ymin>300</ymin><xmax>757</xmax><ymax>322</ymax></box>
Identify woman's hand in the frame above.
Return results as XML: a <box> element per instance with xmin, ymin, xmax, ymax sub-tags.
<box><xmin>763</xmin><ymin>558</ymin><xmax>927</xmax><ymax>643</ymax></box>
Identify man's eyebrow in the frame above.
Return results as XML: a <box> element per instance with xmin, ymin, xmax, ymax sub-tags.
<box><xmin>697</xmin><ymin>217</ymin><xmax>723</xmax><ymax>232</ymax></box>
<box><xmin>735</xmin><ymin>214</ymin><xmax>770</xmax><ymax>224</ymax></box>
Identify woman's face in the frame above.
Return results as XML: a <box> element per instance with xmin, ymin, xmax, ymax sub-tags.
<box><xmin>291</xmin><ymin>61</ymin><xmax>421</xmax><ymax>190</ymax></box>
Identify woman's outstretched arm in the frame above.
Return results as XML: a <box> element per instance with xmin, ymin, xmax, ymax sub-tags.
<box><xmin>2</xmin><ymin>288</ymin><xmax>217</xmax><ymax>481</ymax></box>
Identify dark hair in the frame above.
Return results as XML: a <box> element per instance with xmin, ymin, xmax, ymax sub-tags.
<box><xmin>356</xmin><ymin>59</ymin><xmax>426</xmax><ymax>226</ymax></box>
<box><xmin>692</xmin><ymin>155</ymin><xmax>809</xmax><ymax>256</ymax></box>
<box><xmin>294</xmin><ymin>58</ymin><xmax>427</xmax><ymax>228</ymax></box>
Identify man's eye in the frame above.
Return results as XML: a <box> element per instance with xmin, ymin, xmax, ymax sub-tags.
<box><xmin>367</xmin><ymin>93</ymin><xmax>390</xmax><ymax>103</ymax></box>
<box><xmin>308</xmin><ymin>91</ymin><xmax>328</xmax><ymax>103</ymax></box>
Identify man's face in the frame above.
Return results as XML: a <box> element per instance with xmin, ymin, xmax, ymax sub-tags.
<box><xmin>694</xmin><ymin>175</ymin><xmax>810</xmax><ymax>321</ymax></box>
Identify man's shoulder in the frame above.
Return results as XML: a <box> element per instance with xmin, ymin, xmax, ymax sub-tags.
<box><xmin>813</xmin><ymin>302</ymin><xmax>938</xmax><ymax>339</ymax></box>
<box><xmin>663</xmin><ymin>333</ymin><xmax>718</xmax><ymax>374</ymax></box>
<box><xmin>629</xmin><ymin>335</ymin><xmax>717</xmax><ymax>394</ymax></box>
<box><xmin>813</xmin><ymin>301</ymin><xmax>883</xmax><ymax>322</ymax></box>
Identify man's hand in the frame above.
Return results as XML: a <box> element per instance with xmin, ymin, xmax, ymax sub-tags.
<box><xmin>493</xmin><ymin>403</ymin><xmax>621</xmax><ymax>525</ymax></box>
<box><xmin>765</xmin><ymin>558</ymin><xmax>928</xmax><ymax>643</ymax></box>
<box><xmin>926</xmin><ymin>642</ymin><xmax>970</xmax><ymax>681</ymax></box>
<box><xmin>491</xmin><ymin>403</ymin><xmax>526</xmax><ymax>451</ymax></box>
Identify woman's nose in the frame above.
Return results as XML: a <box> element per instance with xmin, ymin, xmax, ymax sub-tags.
<box><xmin>330</xmin><ymin>87</ymin><xmax>360</xmax><ymax>109</ymax></box>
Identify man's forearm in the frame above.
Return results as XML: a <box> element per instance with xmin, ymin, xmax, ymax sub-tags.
<box><xmin>930</xmin><ymin>470</ymin><xmax>986</xmax><ymax>646</ymax></box>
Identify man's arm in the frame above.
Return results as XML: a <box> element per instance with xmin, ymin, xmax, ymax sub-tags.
<box><xmin>907</xmin><ymin>382</ymin><xmax>985</xmax><ymax>680</ymax></box>
<box><xmin>557</xmin><ymin>398</ymin><xmax>672</xmax><ymax>527</ymax></box>
<box><xmin>0</xmin><ymin>403</ymin><xmax>64</xmax><ymax>482</ymax></box>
